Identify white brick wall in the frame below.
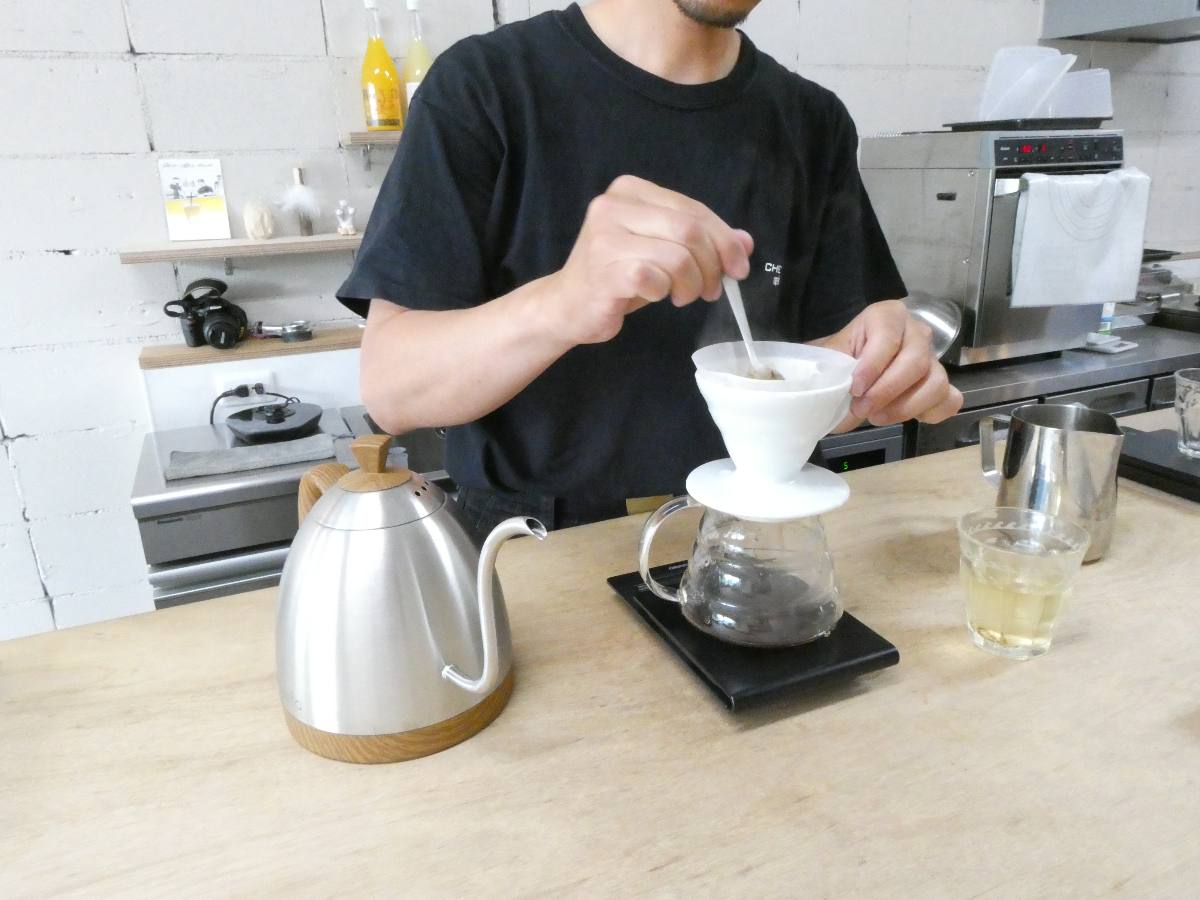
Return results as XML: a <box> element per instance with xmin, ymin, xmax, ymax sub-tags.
<box><xmin>124</xmin><ymin>0</ymin><xmax>327</xmax><ymax>56</ymax></box>
<box><xmin>0</xmin><ymin>446</ymin><xmax>25</xmax><ymax>526</ymax></box>
<box><xmin>0</xmin><ymin>0</ymin><xmax>128</xmax><ymax>53</ymax></box>
<box><xmin>0</xmin><ymin>58</ymin><xmax>147</xmax><ymax>155</ymax></box>
<box><xmin>0</xmin><ymin>0</ymin><xmax>1196</xmax><ymax>641</ymax></box>
<box><xmin>0</xmin><ymin>0</ymin><xmax>496</xmax><ymax>640</ymax></box>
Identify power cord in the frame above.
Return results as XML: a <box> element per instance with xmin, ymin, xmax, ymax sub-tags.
<box><xmin>209</xmin><ymin>383</ymin><xmax>300</xmax><ymax>425</ymax></box>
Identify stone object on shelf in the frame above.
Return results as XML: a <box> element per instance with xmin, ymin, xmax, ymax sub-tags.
<box><xmin>243</xmin><ymin>199</ymin><xmax>277</xmax><ymax>241</ymax></box>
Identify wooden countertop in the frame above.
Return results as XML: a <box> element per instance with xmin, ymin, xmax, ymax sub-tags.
<box><xmin>3</xmin><ymin>411</ymin><xmax>1196</xmax><ymax>895</ymax></box>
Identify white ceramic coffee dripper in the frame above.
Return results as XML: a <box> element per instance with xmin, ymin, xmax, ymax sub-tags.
<box><xmin>634</xmin><ymin>340</ymin><xmax>858</xmax><ymax>646</ymax></box>
<box><xmin>687</xmin><ymin>341</ymin><xmax>857</xmax><ymax>521</ymax></box>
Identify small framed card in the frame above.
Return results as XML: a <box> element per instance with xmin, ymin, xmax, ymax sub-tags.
<box><xmin>158</xmin><ymin>158</ymin><xmax>231</xmax><ymax>241</ymax></box>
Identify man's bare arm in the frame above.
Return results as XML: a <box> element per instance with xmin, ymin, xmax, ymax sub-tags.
<box><xmin>359</xmin><ymin>175</ymin><xmax>752</xmax><ymax>435</ymax></box>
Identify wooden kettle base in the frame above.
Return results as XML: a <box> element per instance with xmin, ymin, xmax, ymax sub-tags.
<box><xmin>283</xmin><ymin>670</ymin><xmax>515</xmax><ymax>764</ymax></box>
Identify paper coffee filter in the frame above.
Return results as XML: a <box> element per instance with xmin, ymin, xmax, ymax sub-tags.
<box><xmin>692</xmin><ymin>341</ymin><xmax>855</xmax><ymax>392</ymax></box>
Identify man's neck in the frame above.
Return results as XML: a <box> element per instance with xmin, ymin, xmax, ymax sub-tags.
<box><xmin>581</xmin><ymin>0</ymin><xmax>741</xmax><ymax>85</ymax></box>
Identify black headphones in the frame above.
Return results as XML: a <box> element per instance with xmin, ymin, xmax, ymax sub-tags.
<box><xmin>164</xmin><ymin>278</ymin><xmax>249</xmax><ymax>350</ymax></box>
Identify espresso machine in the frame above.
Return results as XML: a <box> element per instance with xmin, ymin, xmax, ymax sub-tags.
<box><xmin>860</xmin><ymin>129</ymin><xmax>1130</xmax><ymax>366</ymax></box>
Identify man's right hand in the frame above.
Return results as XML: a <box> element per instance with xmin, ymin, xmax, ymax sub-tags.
<box><xmin>540</xmin><ymin>174</ymin><xmax>754</xmax><ymax>346</ymax></box>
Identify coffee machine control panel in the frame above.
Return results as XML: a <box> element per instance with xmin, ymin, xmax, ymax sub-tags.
<box><xmin>993</xmin><ymin>135</ymin><xmax>1123</xmax><ymax>167</ymax></box>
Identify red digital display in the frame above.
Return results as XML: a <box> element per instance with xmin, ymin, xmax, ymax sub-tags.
<box><xmin>1021</xmin><ymin>144</ymin><xmax>1034</xmax><ymax>154</ymax></box>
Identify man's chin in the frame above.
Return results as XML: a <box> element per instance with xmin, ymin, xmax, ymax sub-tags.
<box><xmin>671</xmin><ymin>0</ymin><xmax>755</xmax><ymax>28</ymax></box>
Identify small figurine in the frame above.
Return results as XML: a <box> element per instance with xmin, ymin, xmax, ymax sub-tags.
<box><xmin>243</xmin><ymin>198</ymin><xmax>276</xmax><ymax>240</ymax></box>
<box><xmin>335</xmin><ymin>200</ymin><xmax>357</xmax><ymax>236</ymax></box>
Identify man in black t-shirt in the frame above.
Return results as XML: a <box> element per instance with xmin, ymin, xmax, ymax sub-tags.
<box><xmin>338</xmin><ymin>0</ymin><xmax>963</xmax><ymax>533</ymax></box>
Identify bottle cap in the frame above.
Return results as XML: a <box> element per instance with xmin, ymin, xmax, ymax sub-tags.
<box><xmin>363</xmin><ymin>0</ymin><xmax>379</xmax><ymax>9</ymax></box>
<box><xmin>406</xmin><ymin>0</ymin><xmax>420</xmax><ymax>10</ymax></box>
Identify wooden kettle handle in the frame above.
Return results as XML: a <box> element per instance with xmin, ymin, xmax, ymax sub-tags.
<box><xmin>297</xmin><ymin>462</ymin><xmax>351</xmax><ymax>523</ymax></box>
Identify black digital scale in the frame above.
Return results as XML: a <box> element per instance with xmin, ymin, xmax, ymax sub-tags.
<box><xmin>608</xmin><ymin>562</ymin><xmax>899</xmax><ymax>711</ymax></box>
<box><xmin>1118</xmin><ymin>429</ymin><xmax>1200</xmax><ymax>503</ymax></box>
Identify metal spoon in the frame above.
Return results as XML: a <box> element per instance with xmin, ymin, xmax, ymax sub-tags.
<box><xmin>723</xmin><ymin>275</ymin><xmax>781</xmax><ymax>380</ymax></box>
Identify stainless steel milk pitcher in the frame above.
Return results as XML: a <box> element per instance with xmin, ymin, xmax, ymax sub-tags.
<box><xmin>980</xmin><ymin>403</ymin><xmax>1124</xmax><ymax>562</ymax></box>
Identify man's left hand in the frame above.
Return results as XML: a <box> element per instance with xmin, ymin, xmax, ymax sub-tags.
<box><xmin>816</xmin><ymin>300</ymin><xmax>963</xmax><ymax>428</ymax></box>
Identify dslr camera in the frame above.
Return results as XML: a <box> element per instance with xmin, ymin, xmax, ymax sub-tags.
<box><xmin>163</xmin><ymin>278</ymin><xmax>248</xmax><ymax>350</ymax></box>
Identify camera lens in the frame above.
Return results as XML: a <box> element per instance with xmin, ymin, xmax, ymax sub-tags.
<box><xmin>204</xmin><ymin>311</ymin><xmax>241</xmax><ymax>349</ymax></box>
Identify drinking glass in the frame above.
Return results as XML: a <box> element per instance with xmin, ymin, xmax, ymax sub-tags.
<box><xmin>1175</xmin><ymin>368</ymin><xmax>1200</xmax><ymax>459</ymax></box>
<box><xmin>958</xmin><ymin>507</ymin><xmax>1090</xmax><ymax>660</ymax></box>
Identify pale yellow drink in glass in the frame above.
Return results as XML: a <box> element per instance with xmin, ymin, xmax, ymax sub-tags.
<box><xmin>958</xmin><ymin>508</ymin><xmax>1090</xmax><ymax>660</ymax></box>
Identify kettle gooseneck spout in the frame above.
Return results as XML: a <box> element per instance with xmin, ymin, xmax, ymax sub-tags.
<box><xmin>442</xmin><ymin>516</ymin><xmax>547</xmax><ymax>695</ymax></box>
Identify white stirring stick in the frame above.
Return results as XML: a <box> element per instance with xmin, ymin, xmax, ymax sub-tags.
<box><xmin>723</xmin><ymin>275</ymin><xmax>778</xmax><ymax>379</ymax></box>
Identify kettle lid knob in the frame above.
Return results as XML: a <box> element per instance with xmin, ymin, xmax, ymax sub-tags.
<box><xmin>351</xmin><ymin>434</ymin><xmax>393</xmax><ymax>473</ymax></box>
<box><xmin>342</xmin><ymin>434</ymin><xmax>413</xmax><ymax>493</ymax></box>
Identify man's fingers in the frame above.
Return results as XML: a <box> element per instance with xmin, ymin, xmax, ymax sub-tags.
<box><xmin>605</xmin><ymin>175</ymin><xmax>751</xmax><ymax>280</ymax></box>
<box><xmin>607</xmin><ymin>234</ymin><xmax>708</xmax><ymax>305</ymax></box>
<box><xmin>595</xmin><ymin>197</ymin><xmax>727</xmax><ymax>300</ymax></box>
<box><xmin>916</xmin><ymin>385</ymin><xmax>963</xmax><ymax>425</ymax></box>
<box><xmin>605</xmin><ymin>257</ymin><xmax>672</xmax><ymax>304</ymax></box>
<box><xmin>858</xmin><ymin>341</ymin><xmax>932</xmax><ymax>419</ymax></box>
<box><xmin>867</xmin><ymin>364</ymin><xmax>950</xmax><ymax>425</ymax></box>
<box><xmin>849</xmin><ymin>315</ymin><xmax>905</xmax><ymax>409</ymax></box>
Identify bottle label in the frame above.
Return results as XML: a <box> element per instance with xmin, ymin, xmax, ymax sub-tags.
<box><xmin>363</xmin><ymin>84</ymin><xmax>402</xmax><ymax>128</ymax></box>
<box><xmin>406</xmin><ymin>81</ymin><xmax>420</xmax><ymax>105</ymax></box>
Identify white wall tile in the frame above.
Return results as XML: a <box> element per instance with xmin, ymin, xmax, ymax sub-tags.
<box><xmin>0</xmin><ymin>58</ymin><xmax>147</xmax><ymax>155</ymax></box>
<box><xmin>1172</xmin><ymin>41</ymin><xmax>1200</xmax><ymax>76</ymax></box>
<box><xmin>1154</xmin><ymin>133</ymin><xmax>1197</xmax><ymax>193</ymax></box>
<box><xmin>138</xmin><ymin>57</ymin><xmax>337</xmax><ymax>152</ymax></box>
<box><xmin>793</xmin><ymin>0</ymin><xmax>911</xmax><ymax>67</ymax></box>
<box><xmin>797</xmin><ymin>65</ymin><xmax>912</xmax><ymax>136</ymax></box>
<box><xmin>0</xmin><ymin>0</ymin><xmax>129</xmax><ymax>52</ymax></box>
<box><xmin>0</xmin><ymin>596</ymin><xmax>55</xmax><ymax>641</ymax></box>
<box><xmin>904</xmin><ymin>66</ymin><xmax>988</xmax><ymax>131</ymax></box>
<box><xmin>10</xmin><ymin>425</ymin><xmax>146</xmax><ymax>520</ymax></box>
<box><xmin>1146</xmin><ymin>190</ymin><xmax>1200</xmax><ymax>248</ymax></box>
<box><xmin>0</xmin><ymin>157</ymin><xmax>163</xmax><ymax>253</ymax></box>
<box><xmin>1122</xmin><ymin>132</ymin><xmax>1160</xmax><ymax>181</ymax></box>
<box><xmin>1090</xmin><ymin>39</ymin><xmax>1176</xmax><ymax>76</ymax></box>
<box><xmin>0</xmin><ymin>524</ymin><xmax>44</xmax><ymax>604</ymax></box>
<box><xmin>1109</xmin><ymin>73</ymin><xmax>1170</xmax><ymax>135</ymax></box>
<box><xmin>51</xmin><ymin>581</ymin><xmax>153</xmax><ymax>630</ymax></box>
<box><xmin>125</xmin><ymin>0</ymin><xmax>326</xmax><ymax>56</ymax></box>
<box><xmin>908</xmin><ymin>0</ymin><xmax>1041</xmax><ymax>69</ymax></box>
<box><xmin>321</xmin><ymin>0</ymin><xmax>494</xmax><ymax>59</ymax></box>
<box><xmin>496</xmin><ymin>0</ymin><xmax>531</xmax><ymax>23</ymax></box>
<box><xmin>1163</xmin><ymin>74</ymin><xmax>1200</xmax><ymax>133</ymax></box>
<box><xmin>0</xmin><ymin>342</ymin><xmax>149</xmax><ymax>436</ymax></box>
<box><xmin>30</xmin><ymin>509</ymin><xmax>148</xmax><ymax>596</ymax></box>
<box><xmin>527</xmin><ymin>0</ymin><xmax>570</xmax><ymax>16</ymax></box>
<box><xmin>0</xmin><ymin>447</ymin><xmax>22</xmax><ymax>526</ymax></box>
<box><xmin>741</xmin><ymin>0</ymin><xmax>801</xmax><ymax>71</ymax></box>
<box><xmin>1</xmin><ymin>254</ymin><xmax>179</xmax><ymax>350</ymax></box>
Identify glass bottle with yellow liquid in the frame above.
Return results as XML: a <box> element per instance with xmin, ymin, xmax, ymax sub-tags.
<box><xmin>400</xmin><ymin>0</ymin><xmax>433</xmax><ymax>118</ymax></box>
<box><xmin>361</xmin><ymin>0</ymin><xmax>403</xmax><ymax>131</ymax></box>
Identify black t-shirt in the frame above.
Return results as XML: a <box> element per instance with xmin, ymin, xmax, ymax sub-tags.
<box><xmin>338</xmin><ymin>3</ymin><xmax>905</xmax><ymax>502</ymax></box>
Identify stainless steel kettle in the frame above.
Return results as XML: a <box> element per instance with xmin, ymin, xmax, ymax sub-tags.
<box><xmin>276</xmin><ymin>434</ymin><xmax>545</xmax><ymax>764</ymax></box>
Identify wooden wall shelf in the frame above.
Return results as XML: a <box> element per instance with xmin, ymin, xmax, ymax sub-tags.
<box><xmin>139</xmin><ymin>326</ymin><xmax>363</xmax><ymax>370</ymax></box>
<box><xmin>345</xmin><ymin>131</ymin><xmax>402</xmax><ymax>145</ymax></box>
<box><xmin>119</xmin><ymin>233</ymin><xmax>363</xmax><ymax>272</ymax></box>
<box><xmin>344</xmin><ymin>130</ymin><xmax>402</xmax><ymax>171</ymax></box>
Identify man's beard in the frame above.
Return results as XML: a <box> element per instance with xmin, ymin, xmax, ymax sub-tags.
<box><xmin>671</xmin><ymin>0</ymin><xmax>751</xmax><ymax>28</ymax></box>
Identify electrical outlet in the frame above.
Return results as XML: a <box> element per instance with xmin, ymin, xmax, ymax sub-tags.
<box><xmin>210</xmin><ymin>370</ymin><xmax>277</xmax><ymax>417</ymax></box>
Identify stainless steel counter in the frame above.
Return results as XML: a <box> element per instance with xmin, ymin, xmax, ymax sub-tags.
<box><xmin>949</xmin><ymin>325</ymin><xmax>1200</xmax><ymax>409</ymax></box>
<box><xmin>914</xmin><ymin>325</ymin><xmax>1199</xmax><ymax>456</ymax></box>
